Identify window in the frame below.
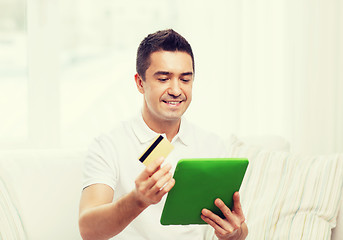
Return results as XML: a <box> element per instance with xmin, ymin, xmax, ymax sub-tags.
<box><xmin>59</xmin><ymin>0</ymin><xmax>177</xmax><ymax>147</ymax></box>
<box><xmin>0</xmin><ymin>0</ymin><xmax>28</xmax><ymax>147</ymax></box>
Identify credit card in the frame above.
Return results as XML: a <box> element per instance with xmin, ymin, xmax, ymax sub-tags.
<box><xmin>139</xmin><ymin>135</ymin><xmax>174</xmax><ymax>166</ymax></box>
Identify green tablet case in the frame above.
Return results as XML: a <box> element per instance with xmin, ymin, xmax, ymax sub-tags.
<box><xmin>160</xmin><ymin>158</ymin><xmax>249</xmax><ymax>225</ymax></box>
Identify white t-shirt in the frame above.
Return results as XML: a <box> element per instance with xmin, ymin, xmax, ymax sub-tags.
<box><xmin>82</xmin><ymin>114</ymin><xmax>228</xmax><ymax>240</ymax></box>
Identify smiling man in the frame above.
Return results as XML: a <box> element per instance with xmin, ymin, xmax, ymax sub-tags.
<box><xmin>79</xmin><ymin>29</ymin><xmax>248</xmax><ymax>240</ymax></box>
<box><xmin>135</xmin><ymin>50</ymin><xmax>193</xmax><ymax>141</ymax></box>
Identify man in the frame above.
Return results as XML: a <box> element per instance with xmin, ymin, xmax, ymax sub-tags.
<box><xmin>79</xmin><ymin>29</ymin><xmax>248</xmax><ymax>240</ymax></box>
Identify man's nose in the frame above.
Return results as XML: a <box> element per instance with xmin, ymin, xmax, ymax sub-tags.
<box><xmin>168</xmin><ymin>79</ymin><xmax>182</xmax><ymax>97</ymax></box>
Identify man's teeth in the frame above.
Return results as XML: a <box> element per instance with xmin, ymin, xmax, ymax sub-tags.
<box><xmin>165</xmin><ymin>101</ymin><xmax>181</xmax><ymax>105</ymax></box>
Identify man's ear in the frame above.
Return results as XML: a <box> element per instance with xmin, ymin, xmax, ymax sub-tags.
<box><xmin>135</xmin><ymin>73</ymin><xmax>144</xmax><ymax>94</ymax></box>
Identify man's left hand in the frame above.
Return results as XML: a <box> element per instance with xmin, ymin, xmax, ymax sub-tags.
<box><xmin>201</xmin><ymin>192</ymin><xmax>248</xmax><ymax>240</ymax></box>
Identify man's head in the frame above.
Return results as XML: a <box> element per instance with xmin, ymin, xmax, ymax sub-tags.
<box><xmin>136</xmin><ymin>29</ymin><xmax>194</xmax><ymax>80</ymax></box>
<box><xmin>135</xmin><ymin>29</ymin><xmax>195</xmax><ymax>128</ymax></box>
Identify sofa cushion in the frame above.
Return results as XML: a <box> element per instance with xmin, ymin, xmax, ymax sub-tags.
<box><xmin>0</xmin><ymin>149</ymin><xmax>85</xmax><ymax>240</ymax></box>
<box><xmin>228</xmin><ymin>136</ymin><xmax>343</xmax><ymax>239</ymax></box>
<box><xmin>0</xmin><ymin>164</ymin><xmax>26</xmax><ymax>240</ymax></box>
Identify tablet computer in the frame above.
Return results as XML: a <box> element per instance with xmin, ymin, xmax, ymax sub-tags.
<box><xmin>160</xmin><ymin>158</ymin><xmax>249</xmax><ymax>225</ymax></box>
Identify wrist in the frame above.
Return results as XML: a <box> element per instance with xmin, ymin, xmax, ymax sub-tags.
<box><xmin>227</xmin><ymin>229</ymin><xmax>242</xmax><ymax>240</ymax></box>
<box><xmin>236</xmin><ymin>227</ymin><xmax>243</xmax><ymax>240</ymax></box>
<box><xmin>130</xmin><ymin>190</ymin><xmax>149</xmax><ymax>210</ymax></box>
<box><xmin>236</xmin><ymin>223</ymin><xmax>248</xmax><ymax>240</ymax></box>
<box><xmin>217</xmin><ymin>225</ymin><xmax>243</xmax><ymax>240</ymax></box>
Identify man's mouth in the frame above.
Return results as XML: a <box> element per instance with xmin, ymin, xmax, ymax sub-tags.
<box><xmin>162</xmin><ymin>100</ymin><xmax>183</xmax><ymax>106</ymax></box>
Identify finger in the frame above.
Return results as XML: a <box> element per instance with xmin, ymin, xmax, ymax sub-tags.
<box><xmin>145</xmin><ymin>163</ymin><xmax>172</xmax><ymax>190</ymax></box>
<box><xmin>214</xmin><ymin>230</ymin><xmax>231</xmax><ymax>240</ymax></box>
<box><xmin>214</xmin><ymin>199</ymin><xmax>241</xmax><ymax>229</ymax></box>
<box><xmin>156</xmin><ymin>178</ymin><xmax>175</xmax><ymax>198</ymax></box>
<box><xmin>152</xmin><ymin>171</ymin><xmax>172</xmax><ymax>192</ymax></box>
<box><xmin>202</xmin><ymin>211</ymin><xmax>239</xmax><ymax>238</ymax></box>
<box><xmin>201</xmin><ymin>208</ymin><xmax>228</xmax><ymax>230</ymax></box>
<box><xmin>147</xmin><ymin>173</ymin><xmax>173</xmax><ymax>203</ymax></box>
<box><xmin>201</xmin><ymin>212</ymin><xmax>229</xmax><ymax>236</ymax></box>
<box><xmin>162</xmin><ymin>178</ymin><xmax>175</xmax><ymax>192</ymax></box>
<box><xmin>215</xmin><ymin>228</ymin><xmax>239</xmax><ymax>240</ymax></box>
<box><xmin>232</xmin><ymin>192</ymin><xmax>245</xmax><ymax>221</ymax></box>
<box><xmin>146</xmin><ymin>157</ymin><xmax>165</xmax><ymax>177</ymax></box>
<box><xmin>136</xmin><ymin>157</ymin><xmax>164</xmax><ymax>181</ymax></box>
<box><xmin>215</xmin><ymin>198</ymin><xmax>232</xmax><ymax>219</ymax></box>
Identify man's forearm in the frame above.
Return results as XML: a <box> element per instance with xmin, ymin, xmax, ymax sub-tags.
<box><xmin>79</xmin><ymin>191</ymin><xmax>146</xmax><ymax>240</ymax></box>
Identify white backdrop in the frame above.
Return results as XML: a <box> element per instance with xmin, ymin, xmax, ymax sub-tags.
<box><xmin>0</xmin><ymin>0</ymin><xmax>342</xmax><ymax>154</ymax></box>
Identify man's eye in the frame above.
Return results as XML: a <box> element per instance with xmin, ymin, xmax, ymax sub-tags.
<box><xmin>158</xmin><ymin>78</ymin><xmax>168</xmax><ymax>82</ymax></box>
<box><xmin>181</xmin><ymin>79</ymin><xmax>190</xmax><ymax>82</ymax></box>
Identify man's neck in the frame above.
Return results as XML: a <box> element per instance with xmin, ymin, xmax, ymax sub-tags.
<box><xmin>141</xmin><ymin>113</ymin><xmax>181</xmax><ymax>142</ymax></box>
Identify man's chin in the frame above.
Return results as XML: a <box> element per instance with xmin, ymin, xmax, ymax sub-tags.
<box><xmin>161</xmin><ymin>113</ymin><xmax>183</xmax><ymax>122</ymax></box>
<box><xmin>158</xmin><ymin>105</ymin><xmax>189</xmax><ymax>122</ymax></box>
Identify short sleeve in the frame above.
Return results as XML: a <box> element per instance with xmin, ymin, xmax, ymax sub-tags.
<box><xmin>82</xmin><ymin>135</ymin><xmax>119</xmax><ymax>191</ymax></box>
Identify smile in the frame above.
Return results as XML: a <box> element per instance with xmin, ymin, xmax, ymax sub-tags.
<box><xmin>162</xmin><ymin>100</ymin><xmax>183</xmax><ymax>106</ymax></box>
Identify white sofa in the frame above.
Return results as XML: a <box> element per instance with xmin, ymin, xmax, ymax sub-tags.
<box><xmin>0</xmin><ymin>149</ymin><xmax>85</xmax><ymax>240</ymax></box>
<box><xmin>0</xmin><ymin>135</ymin><xmax>342</xmax><ymax>240</ymax></box>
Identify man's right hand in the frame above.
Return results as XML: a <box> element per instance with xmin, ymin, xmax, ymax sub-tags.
<box><xmin>79</xmin><ymin>157</ymin><xmax>175</xmax><ymax>240</ymax></box>
<box><xmin>133</xmin><ymin>157</ymin><xmax>175</xmax><ymax>208</ymax></box>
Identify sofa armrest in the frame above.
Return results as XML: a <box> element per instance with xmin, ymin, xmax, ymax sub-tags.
<box><xmin>0</xmin><ymin>149</ymin><xmax>86</xmax><ymax>240</ymax></box>
<box><xmin>332</xmin><ymin>198</ymin><xmax>343</xmax><ymax>240</ymax></box>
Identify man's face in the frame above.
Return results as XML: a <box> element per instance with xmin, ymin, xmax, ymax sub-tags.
<box><xmin>136</xmin><ymin>51</ymin><xmax>194</xmax><ymax>124</ymax></box>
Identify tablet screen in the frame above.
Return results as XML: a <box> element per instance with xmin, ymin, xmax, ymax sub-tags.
<box><xmin>160</xmin><ymin>158</ymin><xmax>249</xmax><ymax>225</ymax></box>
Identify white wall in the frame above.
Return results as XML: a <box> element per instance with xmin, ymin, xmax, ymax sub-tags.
<box><xmin>0</xmin><ymin>0</ymin><xmax>342</xmax><ymax>154</ymax></box>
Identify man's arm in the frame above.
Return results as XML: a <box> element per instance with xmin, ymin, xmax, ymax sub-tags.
<box><xmin>201</xmin><ymin>192</ymin><xmax>248</xmax><ymax>240</ymax></box>
<box><xmin>79</xmin><ymin>157</ymin><xmax>175</xmax><ymax>240</ymax></box>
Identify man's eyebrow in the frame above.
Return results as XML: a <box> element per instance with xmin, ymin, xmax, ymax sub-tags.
<box><xmin>181</xmin><ymin>72</ymin><xmax>193</xmax><ymax>76</ymax></box>
<box><xmin>153</xmin><ymin>71</ymin><xmax>194</xmax><ymax>77</ymax></box>
<box><xmin>154</xmin><ymin>71</ymin><xmax>171</xmax><ymax>76</ymax></box>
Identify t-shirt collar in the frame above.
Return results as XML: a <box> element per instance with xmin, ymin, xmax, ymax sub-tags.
<box><xmin>131</xmin><ymin>113</ymin><xmax>190</xmax><ymax>146</ymax></box>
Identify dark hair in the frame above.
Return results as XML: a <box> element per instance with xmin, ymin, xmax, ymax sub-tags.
<box><xmin>136</xmin><ymin>29</ymin><xmax>194</xmax><ymax>80</ymax></box>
